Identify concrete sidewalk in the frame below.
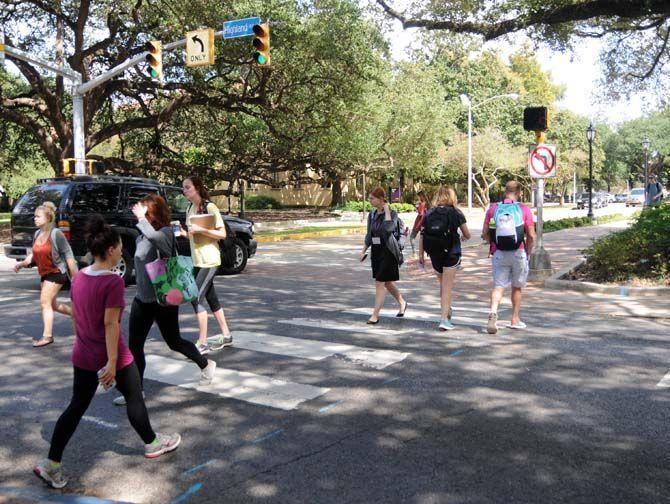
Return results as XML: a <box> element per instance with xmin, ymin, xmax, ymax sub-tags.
<box><xmin>426</xmin><ymin>220</ymin><xmax>670</xmax><ymax>321</ymax></box>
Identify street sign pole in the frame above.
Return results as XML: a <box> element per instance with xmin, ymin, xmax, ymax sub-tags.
<box><xmin>528</xmin><ymin>131</ymin><xmax>553</xmax><ymax>281</ymax></box>
<box><xmin>536</xmin><ymin>177</ymin><xmax>545</xmax><ymax>250</ymax></box>
<box><xmin>72</xmin><ymin>93</ymin><xmax>87</xmax><ymax>175</ymax></box>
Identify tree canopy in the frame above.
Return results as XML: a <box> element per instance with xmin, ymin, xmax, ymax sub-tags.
<box><xmin>375</xmin><ymin>0</ymin><xmax>670</xmax><ymax>100</ymax></box>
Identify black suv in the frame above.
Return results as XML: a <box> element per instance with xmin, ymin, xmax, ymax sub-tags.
<box><xmin>4</xmin><ymin>175</ymin><xmax>257</xmax><ymax>283</ymax></box>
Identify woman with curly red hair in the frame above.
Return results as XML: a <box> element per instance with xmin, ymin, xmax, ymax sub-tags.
<box><xmin>112</xmin><ymin>194</ymin><xmax>215</xmax><ymax>406</ymax></box>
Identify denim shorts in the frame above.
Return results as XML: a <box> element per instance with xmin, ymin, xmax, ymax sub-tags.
<box><xmin>492</xmin><ymin>249</ymin><xmax>528</xmax><ymax>288</ymax></box>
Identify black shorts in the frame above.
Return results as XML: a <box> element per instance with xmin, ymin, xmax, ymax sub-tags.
<box><xmin>430</xmin><ymin>253</ymin><xmax>461</xmax><ymax>273</ymax></box>
<box><xmin>40</xmin><ymin>272</ymin><xmax>69</xmax><ymax>285</ymax></box>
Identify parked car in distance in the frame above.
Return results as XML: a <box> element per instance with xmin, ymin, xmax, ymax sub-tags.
<box><xmin>614</xmin><ymin>193</ymin><xmax>628</xmax><ymax>203</ymax></box>
<box><xmin>604</xmin><ymin>192</ymin><xmax>615</xmax><ymax>204</ymax></box>
<box><xmin>577</xmin><ymin>191</ymin><xmax>609</xmax><ymax>209</ymax></box>
<box><xmin>595</xmin><ymin>192</ymin><xmax>609</xmax><ymax>207</ymax></box>
<box><xmin>626</xmin><ymin>187</ymin><xmax>645</xmax><ymax>207</ymax></box>
<box><xmin>5</xmin><ymin>175</ymin><xmax>257</xmax><ymax>283</ymax></box>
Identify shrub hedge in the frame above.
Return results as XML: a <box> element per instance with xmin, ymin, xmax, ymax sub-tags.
<box><xmin>245</xmin><ymin>195</ymin><xmax>282</xmax><ymax>210</ymax></box>
<box><xmin>339</xmin><ymin>201</ymin><xmax>415</xmax><ymax>212</ymax></box>
<box><xmin>543</xmin><ymin>213</ymin><xmax>628</xmax><ymax>233</ymax></box>
<box><xmin>581</xmin><ymin>202</ymin><xmax>669</xmax><ymax>283</ymax></box>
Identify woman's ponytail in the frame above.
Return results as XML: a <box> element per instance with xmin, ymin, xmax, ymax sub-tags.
<box><xmin>84</xmin><ymin>214</ymin><xmax>120</xmax><ymax>259</ymax></box>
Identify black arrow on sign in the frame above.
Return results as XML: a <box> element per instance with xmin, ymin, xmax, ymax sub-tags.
<box><xmin>191</xmin><ymin>35</ymin><xmax>204</xmax><ymax>53</ymax></box>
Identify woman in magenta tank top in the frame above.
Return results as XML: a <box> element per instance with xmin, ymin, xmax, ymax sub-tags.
<box><xmin>33</xmin><ymin>215</ymin><xmax>181</xmax><ymax>490</ymax></box>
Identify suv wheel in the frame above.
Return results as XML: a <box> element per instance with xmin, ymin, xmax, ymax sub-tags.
<box><xmin>219</xmin><ymin>237</ymin><xmax>248</xmax><ymax>275</ymax></box>
<box><xmin>112</xmin><ymin>248</ymin><xmax>134</xmax><ymax>285</ymax></box>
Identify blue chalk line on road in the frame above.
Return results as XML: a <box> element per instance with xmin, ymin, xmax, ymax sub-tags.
<box><xmin>182</xmin><ymin>459</ymin><xmax>218</xmax><ymax>476</ymax></box>
<box><xmin>450</xmin><ymin>349</ymin><xmax>465</xmax><ymax>357</ymax></box>
<box><xmin>82</xmin><ymin>416</ymin><xmax>118</xmax><ymax>429</ymax></box>
<box><xmin>319</xmin><ymin>400</ymin><xmax>343</xmax><ymax>413</ymax></box>
<box><xmin>252</xmin><ymin>429</ymin><xmax>284</xmax><ymax>444</ymax></box>
<box><xmin>0</xmin><ymin>486</ymin><xmax>130</xmax><ymax>503</ymax></box>
<box><xmin>171</xmin><ymin>483</ymin><xmax>203</xmax><ymax>504</ymax></box>
<box><xmin>383</xmin><ymin>377</ymin><xmax>400</xmax><ymax>385</ymax></box>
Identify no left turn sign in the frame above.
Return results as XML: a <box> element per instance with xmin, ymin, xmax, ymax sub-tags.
<box><xmin>528</xmin><ymin>144</ymin><xmax>557</xmax><ymax>178</ymax></box>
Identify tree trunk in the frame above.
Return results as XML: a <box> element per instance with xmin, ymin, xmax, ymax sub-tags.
<box><xmin>331</xmin><ymin>177</ymin><xmax>343</xmax><ymax>207</ymax></box>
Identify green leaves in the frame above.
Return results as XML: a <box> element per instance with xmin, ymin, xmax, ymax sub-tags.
<box><xmin>583</xmin><ymin>203</ymin><xmax>670</xmax><ymax>283</ymax></box>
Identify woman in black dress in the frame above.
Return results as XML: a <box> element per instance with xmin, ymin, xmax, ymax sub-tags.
<box><xmin>358</xmin><ymin>187</ymin><xmax>407</xmax><ymax>324</ymax></box>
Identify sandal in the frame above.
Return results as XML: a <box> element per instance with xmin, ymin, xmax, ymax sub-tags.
<box><xmin>33</xmin><ymin>337</ymin><xmax>54</xmax><ymax>348</ymax></box>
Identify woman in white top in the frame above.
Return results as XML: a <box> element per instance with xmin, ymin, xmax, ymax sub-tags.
<box><xmin>181</xmin><ymin>175</ymin><xmax>233</xmax><ymax>354</ymax></box>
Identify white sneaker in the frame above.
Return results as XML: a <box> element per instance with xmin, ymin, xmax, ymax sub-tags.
<box><xmin>486</xmin><ymin>313</ymin><xmax>498</xmax><ymax>334</ymax></box>
<box><xmin>33</xmin><ymin>459</ymin><xmax>67</xmax><ymax>489</ymax></box>
<box><xmin>199</xmin><ymin>359</ymin><xmax>216</xmax><ymax>386</ymax></box>
<box><xmin>439</xmin><ymin>319</ymin><xmax>455</xmax><ymax>331</ymax></box>
<box><xmin>113</xmin><ymin>391</ymin><xmax>145</xmax><ymax>406</ymax></box>
<box><xmin>144</xmin><ymin>432</ymin><xmax>181</xmax><ymax>459</ymax></box>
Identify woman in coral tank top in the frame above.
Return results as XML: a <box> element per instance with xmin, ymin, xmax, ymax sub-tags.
<box><xmin>13</xmin><ymin>201</ymin><xmax>78</xmax><ymax>347</ymax></box>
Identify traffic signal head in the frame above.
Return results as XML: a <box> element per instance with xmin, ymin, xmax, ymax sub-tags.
<box><xmin>62</xmin><ymin>158</ymin><xmax>74</xmax><ymax>176</ymax></box>
<box><xmin>252</xmin><ymin>23</ymin><xmax>270</xmax><ymax>66</ymax></box>
<box><xmin>61</xmin><ymin>158</ymin><xmax>105</xmax><ymax>176</ymax></box>
<box><xmin>523</xmin><ymin>106</ymin><xmax>549</xmax><ymax>132</ymax></box>
<box><xmin>145</xmin><ymin>40</ymin><xmax>162</xmax><ymax>80</ymax></box>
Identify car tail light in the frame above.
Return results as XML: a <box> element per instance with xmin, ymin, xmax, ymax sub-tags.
<box><xmin>58</xmin><ymin>220</ymin><xmax>71</xmax><ymax>241</ymax></box>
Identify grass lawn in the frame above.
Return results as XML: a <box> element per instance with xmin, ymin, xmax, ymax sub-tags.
<box><xmin>0</xmin><ymin>212</ymin><xmax>10</xmax><ymax>224</ymax></box>
<box><xmin>257</xmin><ymin>225</ymin><xmax>365</xmax><ymax>237</ymax></box>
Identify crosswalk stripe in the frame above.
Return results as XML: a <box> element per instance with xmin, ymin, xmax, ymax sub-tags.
<box><xmin>656</xmin><ymin>371</ymin><xmax>670</xmax><ymax>388</ymax></box>
<box><xmin>343</xmin><ymin>307</ymin><xmax>495</xmax><ymax>328</ymax></box>
<box><xmin>276</xmin><ymin>317</ymin><xmax>414</xmax><ymax>335</ymax></box>
<box><xmin>211</xmin><ymin>330</ymin><xmax>409</xmax><ymax>369</ymax></box>
<box><xmin>144</xmin><ymin>354</ymin><xmax>329</xmax><ymax>411</ymax></box>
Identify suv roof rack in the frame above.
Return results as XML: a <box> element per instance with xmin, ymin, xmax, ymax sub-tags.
<box><xmin>37</xmin><ymin>175</ymin><xmax>160</xmax><ymax>185</ymax></box>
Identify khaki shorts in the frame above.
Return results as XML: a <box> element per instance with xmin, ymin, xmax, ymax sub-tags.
<box><xmin>492</xmin><ymin>249</ymin><xmax>528</xmax><ymax>289</ymax></box>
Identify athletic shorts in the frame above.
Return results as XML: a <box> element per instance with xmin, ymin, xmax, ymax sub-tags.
<box><xmin>492</xmin><ymin>249</ymin><xmax>528</xmax><ymax>289</ymax></box>
<box><xmin>40</xmin><ymin>273</ymin><xmax>70</xmax><ymax>285</ymax></box>
<box><xmin>40</xmin><ymin>272</ymin><xmax>69</xmax><ymax>285</ymax></box>
<box><xmin>430</xmin><ymin>253</ymin><xmax>461</xmax><ymax>273</ymax></box>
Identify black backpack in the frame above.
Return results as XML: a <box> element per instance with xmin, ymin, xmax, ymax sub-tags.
<box><xmin>422</xmin><ymin>206</ymin><xmax>458</xmax><ymax>255</ymax></box>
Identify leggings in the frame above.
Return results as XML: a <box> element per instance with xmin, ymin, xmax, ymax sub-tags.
<box><xmin>129</xmin><ymin>298</ymin><xmax>208</xmax><ymax>386</ymax></box>
<box><xmin>48</xmin><ymin>363</ymin><xmax>155</xmax><ymax>462</ymax></box>
<box><xmin>191</xmin><ymin>267</ymin><xmax>221</xmax><ymax>314</ymax></box>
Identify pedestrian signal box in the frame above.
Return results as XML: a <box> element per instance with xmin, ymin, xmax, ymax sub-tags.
<box><xmin>523</xmin><ymin>107</ymin><xmax>549</xmax><ymax>132</ymax></box>
<box><xmin>62</xmin><ymin>158</ymin><xmax>105</xmax><ymax>176</ymax></box>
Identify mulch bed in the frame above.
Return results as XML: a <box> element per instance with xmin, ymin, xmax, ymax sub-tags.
<box><xmin>563</xmin><ymin>262</ymin><xmax>669</xmax><ymax>286</ymax></box>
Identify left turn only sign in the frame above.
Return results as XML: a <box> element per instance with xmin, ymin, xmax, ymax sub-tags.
<box><xmin>186</xmin><ymin>29</ymin><xmax>215</xmax><ymax>68</ymax></box>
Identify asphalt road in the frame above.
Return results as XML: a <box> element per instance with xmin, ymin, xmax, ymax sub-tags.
<box><xmin>0</xmin><ymin>231</ymin><xmax>668</xmax><ymax>503</ymax></box>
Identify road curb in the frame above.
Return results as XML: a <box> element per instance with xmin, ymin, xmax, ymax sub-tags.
<box><xmin>544</xmin><ymin>259</ymin><xmax>670</xmax><ymax>297</ymax></box>
<box><xmin>256</xmin><ymin>227</ymin><xmax>366</xmax><ymax>243</ymax></box>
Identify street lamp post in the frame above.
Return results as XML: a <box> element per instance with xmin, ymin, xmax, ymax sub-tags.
<box><xmin>642</xmin><ymin>137</ymin><xmax>651</xmax><ymax>207</ymax></box>
<box><xmin>459</xmin><ymin>92</ymin><xmax>519</xmax><ymax>211</ymax></box>
<box><xmin>586</xmin><ymin>123</ymin><xmax>596</xmax><ymax>222</ymax></box>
